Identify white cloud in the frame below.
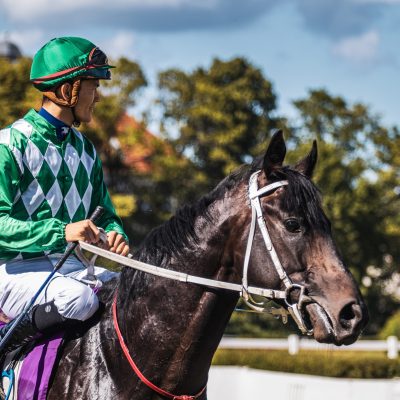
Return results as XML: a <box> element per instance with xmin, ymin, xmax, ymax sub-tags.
<box><xmin>332</xmin><ymin>30</ymin><xmax>379</xmax><ymax>63</ymax></box>
<box><xmin>101</xmin><ymin>32</ymin><xmax>136</xmax><ymax>60</ymax></box>
<box><xmin>1</xmin><ymin>0</ymin><xmax>273</xmax><ymax>32</ymax></box>
<box><xmin>1</xmin><ymin>0</ymin><xmax>217</xmax><ymax>22</ymax></box>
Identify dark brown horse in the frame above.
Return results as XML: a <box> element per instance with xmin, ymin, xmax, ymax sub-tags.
<box><xmin>48</xmin><ymin>132</ymin><xmax>368</xmax><ymax>399</ymax></box>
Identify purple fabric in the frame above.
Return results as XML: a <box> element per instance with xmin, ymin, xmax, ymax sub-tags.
<box><xmin>1</xmin><ymin>318</ymin><xmax>63</xmax><ymax>399</ymax></box>
<box><xmin>17</xmin><ymin>334</ymin><xmax>63</xmax><ymax>400</ymax></box>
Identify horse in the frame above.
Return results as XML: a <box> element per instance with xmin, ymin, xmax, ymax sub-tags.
<box><xmin>47</xmin><ymin>131</ymin><xmax>368</xmax><ymax>399</ymax></box>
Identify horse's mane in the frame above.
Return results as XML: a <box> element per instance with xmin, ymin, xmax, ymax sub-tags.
<box><xmin>134</xmin><ymin>158</ymin><xmax>329</xmax><ymax>268</ymax></box>
<box><xmin>133</xmin><ymin>163</ymin><xmax>252</xmax><ymax>267</ymax></box>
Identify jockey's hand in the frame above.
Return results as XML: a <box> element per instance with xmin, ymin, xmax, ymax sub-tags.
<box><xmin>107</xmin><ymin>231</ymin><xmax>130</xmax><ymax>256</ymax></box>
<box><xmin>65</xmin><ymin>220</ymin><xmax>101</xmax><ymax>244</ymax></box>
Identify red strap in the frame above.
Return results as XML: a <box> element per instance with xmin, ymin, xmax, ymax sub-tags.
<box><xmin>112</xmin><ymin>293</ymin><xmax>206</xmax><ymax>400</ymax></box>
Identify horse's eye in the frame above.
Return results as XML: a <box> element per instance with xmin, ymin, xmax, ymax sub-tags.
<box><xmin>284</xmin><ymin>218</ymin><xmax>301</xmax><ymax>233</ymax></box>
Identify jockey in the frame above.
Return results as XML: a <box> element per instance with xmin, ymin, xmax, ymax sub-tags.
<box><xmin>0</xmin><ymin>37</ymin><xmax>130</xmax><ymax>355</ymax></box>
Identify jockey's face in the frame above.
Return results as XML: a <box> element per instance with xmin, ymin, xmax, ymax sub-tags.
<box><xmin>74</xmin><ymin>79</ymin><xmax>100</xmax><ymax>123</ymax></box>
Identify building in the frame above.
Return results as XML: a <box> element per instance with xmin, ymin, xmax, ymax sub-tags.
<box><xmin>0</xmin><ymin>38</ymin><xmax>22</xmax><ymax>61</ymax></box>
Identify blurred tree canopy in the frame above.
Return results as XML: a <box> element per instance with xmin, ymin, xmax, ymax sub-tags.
<box><xmin>157</xmin><ymin>57</ymin><xmax>284</xmax><ymax>197</ymax></box>
<box><xmin>1</xmin><ymin>55</ymin><xmax>400</xmax><ymax>336</ymax></box>
<box><xmin>0</xmin><ymin>57</ymin><xmax>41</xmax><ymax>126</ymax></box>
<box><xmin>287</xmin><ymin>90</ymin><xmax>400</xmax><ymax>333</ymax></box>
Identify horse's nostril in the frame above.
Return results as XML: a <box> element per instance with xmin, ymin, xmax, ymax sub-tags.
<box><xmin>339</xmin><ymin>302</ymin><xmax>361</xmax><ymax>329</ymax></box>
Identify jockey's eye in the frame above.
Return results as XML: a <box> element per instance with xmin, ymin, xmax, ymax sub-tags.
<box><xmin>284</xmin><ymin>218</ymin><xmax>301</xmax><ymax>233</ymax></box>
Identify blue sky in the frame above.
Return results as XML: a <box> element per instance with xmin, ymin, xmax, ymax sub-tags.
<box><xmin>1</xmin><ymin>0</ymin><xmax>399</xmax><ymax>131</ymax></box>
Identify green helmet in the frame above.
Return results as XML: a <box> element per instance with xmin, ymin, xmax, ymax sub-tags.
<box><xmin>30</xmin><ymin>36</ymin><xmax>114</xmax><ymax>91</ymax></box>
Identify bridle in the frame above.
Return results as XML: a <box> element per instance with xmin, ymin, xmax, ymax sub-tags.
<box><xmin>241</xmin><ymin>171</ymin><xmax>313</xmax><ymax>335</ymax></box>
<box><xmin>77</xmin><ymin>169</ymin><xmax>315</xmax><ymax>398</ymax></box>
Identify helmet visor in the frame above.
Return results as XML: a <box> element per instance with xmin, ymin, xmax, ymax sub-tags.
<box><xmin>87</xmin><ymin>47</ymin><xmax>110</xmax><ymax>68</ymax></box>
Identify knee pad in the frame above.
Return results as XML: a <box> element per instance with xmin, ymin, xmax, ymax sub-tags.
<box><xmin>54</xmin><ymin>284</ymin><xmax>99</xmax><ymax>321</ymax></box>
<box><xmin>32</xmin><ymin>301</ymin><xmax>68</xmax><ymax>333</ymax></box>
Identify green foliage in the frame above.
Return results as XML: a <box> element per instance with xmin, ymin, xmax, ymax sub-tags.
<box><xmin>83</xmin><ymin>57</ymin><xmax>147</xmax><ymax>149</ymax></box>
<box><xmin>110</xmin><ymin>193</ymin><xmax>137</xmax><ymax>218</ymax></box>
<box><xmin>2</xmin><ymin>55</ymin><xmax>400</xmax><ymax>338</ymax></box>
<box><xmin>379</xmin><ymin>311</ymin><xmax>400</xmax><ymax>339</ymax></box>
<box><xmin>212</xmin><ymin>349</ymin><xmax>400</xmax><ymax>379</ymax></box>
<box><xmin>287</xmin><ymin>89</ymin><xmax>400</xmax><ymax>334</ymax></box>
<box><xmin>0</xmin><ymin>57</ymin><xmax>41</xmax><ymax>127</ymax></box>
<box><xmin>158</xmin><ymin>57</ymin><xmax>281</xmax><ymax>194</ymax></box>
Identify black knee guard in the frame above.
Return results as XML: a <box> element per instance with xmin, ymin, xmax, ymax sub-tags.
<box><xmin>32</xmin><ymin>301</ymin><xmax>79</xmax><ymax>334</ymax></box>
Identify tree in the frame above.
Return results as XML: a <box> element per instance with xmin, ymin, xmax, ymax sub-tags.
<box><xmin>83</xmin><ymin>57</ymin><xmax>147</xmax><ymax>166</ymax></box>
<box><xmin>0</xmin><ymin>57</ymin><xmax>41</xmax><ymax>127</ymax></box>
<box><xmin>287</xmin><ymin>89</ymin><xmax>400</xmax><ymax>334</ymax></box>
<box><xmin>157</xmin><ymin>57</ymin><xmax>284</xmax><ymax>202</ymax></box>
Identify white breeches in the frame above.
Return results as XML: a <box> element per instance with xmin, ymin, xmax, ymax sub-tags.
<box><xmin>0</xmin><ymin>254</ymin><xmax>117</xmax><ymax>321</ymax></box>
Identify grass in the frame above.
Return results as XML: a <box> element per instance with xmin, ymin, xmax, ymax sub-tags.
<box><xmin>212</xmin><ymin>349</ymin><xmax>400</xmax><ymax>379</ymax></box>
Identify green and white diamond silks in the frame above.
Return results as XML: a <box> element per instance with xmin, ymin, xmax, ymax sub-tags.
<box><xmin>0</xmin><ymin>109</ymin><xmax>127</xmax><ymax>261</ymax></box>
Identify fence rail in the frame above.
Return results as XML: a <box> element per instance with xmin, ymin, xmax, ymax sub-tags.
<box><xmin>218</xmin><ymin>335</ymin><xmax>400</xmax><ymax>359</ymax></box>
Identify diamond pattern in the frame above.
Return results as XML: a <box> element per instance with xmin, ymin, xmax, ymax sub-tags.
<box><xmin>14</xmin><ymin>130</ymin><xmax>99</xmax><ymax>223</ymax></box>
<box><xmin>80</xmin><ymin>150</ymin><xmax>95</xmax><ymax>177</ymax></box>
<box><xmin>46</xmin><ymin>181</ymin><xmax>63</xmax><ymax>217</ymax></box>
<box><xmin>13</xmin><ymin>127</ymin><xmax>98</xmax><ymax>223</ymax></box>
<box><xmin>82</xmin><ymin>183</ymin><xmax>93</xmax><ymax>215</ymax></box>
<box><xmin>23</xmin><ymin>140</ymin><xmax>43</xmax><ymax>177</ymax></box>
<box><xmin>44</xmin><ymin>144</ymin><xmax>62</xmax><ymax>177</ymax></box>
<box><xmin>0</xmin><ymin>106</ymin><xmax>128</xmax><ymax>264</ymax></box>
<box><xmin>64</xmin><ymin>181</ymin><xmax>81</xmax><ymax>220</ymax></box>
<box><xmin>13</xmin><ymin>188</ymin><xmax>21</xmax><ymax>205</ymax></box>
<box><xmin>2</xmin><ymin>109</ymin><xmax>119</xmax><ymax>262</ymax></box>
<box><xmin>0</xmin><ymin>128</ymin><xmax>10</xmax><ymax>145</ymax></box>
<box><xmin>65</xmin><ymin>143</ymin><xmax>80</xmax><ymax>178</ymax></box>
<box><xmin>12</xmin><ymin>119</ymin><xmax>33</xmax><ymax>138</ymax></box>
<box><xmin>11</xmin><ymin>147</ymin><xmax>24</xmax><ymax>174</ymax></box>
<box><xmin>21</xmin><ymin>179</ymin><xmax>45</xmax><ymax>216</ymax></box>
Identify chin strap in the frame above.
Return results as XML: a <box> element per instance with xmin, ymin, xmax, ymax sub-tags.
<box><xmin>42</xmin><ymin>79</ymin><xmax>82</xmax><ymax>126</ymax></box>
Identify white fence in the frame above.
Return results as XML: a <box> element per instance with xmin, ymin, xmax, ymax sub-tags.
<box><xmin>219</xmin><ymin>335</ymin><xmax>400</xmax><ymax>358</ymax></box>
<box><xmin>208</xmin><ymin>366</ymin><xmax>400</xmax><ymax>400</ymax></box>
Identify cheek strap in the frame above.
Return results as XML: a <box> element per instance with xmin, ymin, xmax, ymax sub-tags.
<box><xmin>42</xmin><ymin>79</ymin><xmax>81</xmax><ymax>108</ymax></box>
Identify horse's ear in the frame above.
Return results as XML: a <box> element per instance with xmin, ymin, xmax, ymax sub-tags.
<box><xmin>263</xmin><ymin>130</ymin><xmax>286</xmax><ymax>177</ymax></box>
<box><xmin>294</xmin><ymin>140</ymin><xmax>318</xmax><ymax>178</ymax></box>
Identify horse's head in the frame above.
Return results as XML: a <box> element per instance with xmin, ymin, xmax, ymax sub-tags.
<box><xmin>240</xmin><ymin>131</ymin><xmax>368</xmax><ymax>345</ymax></box>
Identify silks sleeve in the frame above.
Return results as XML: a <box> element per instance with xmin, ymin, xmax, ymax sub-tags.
<box><xmin>0</xmin><ymin>145</ymin><xmax>67</xmax><ymax>253</ymax></box>
<box><xmin>90</xmin><ymin>154</ymin><xmax>129</xmax><ymax>242</ymax></box>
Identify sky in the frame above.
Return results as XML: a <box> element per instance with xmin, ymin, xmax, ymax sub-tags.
<box><xmin>1</xmin><ymin>0</ymin><xmax>400</xmax><ymax>132</ymax></box>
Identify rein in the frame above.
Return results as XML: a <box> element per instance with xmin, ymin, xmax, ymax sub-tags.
<box><xmin>78</xmin><ymin>170</ymin><xmax>312</xmax><ymax>334</ymax></box>
<box><xmin>112</xmin><ymin>292</ymin><xmax>206</xmax><ymax>400</ymax></box>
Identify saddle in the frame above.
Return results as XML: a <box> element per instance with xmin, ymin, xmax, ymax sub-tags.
<box><xmin>0</xmin><ymin>322</ymin><xmax>63</xmax><ymax>400</ymax></box>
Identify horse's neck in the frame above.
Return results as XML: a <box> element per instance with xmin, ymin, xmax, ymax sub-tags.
<box><xmin>116</xmin><ymin>193</ymin><xmax>241</xmax><ymax>395</ymax></box>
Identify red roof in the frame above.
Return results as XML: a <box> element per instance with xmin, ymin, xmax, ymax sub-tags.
<box><xmin>115</xmin><ymin>113</ymin><xmax>170</xmax><ymax>174</ymax></box>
